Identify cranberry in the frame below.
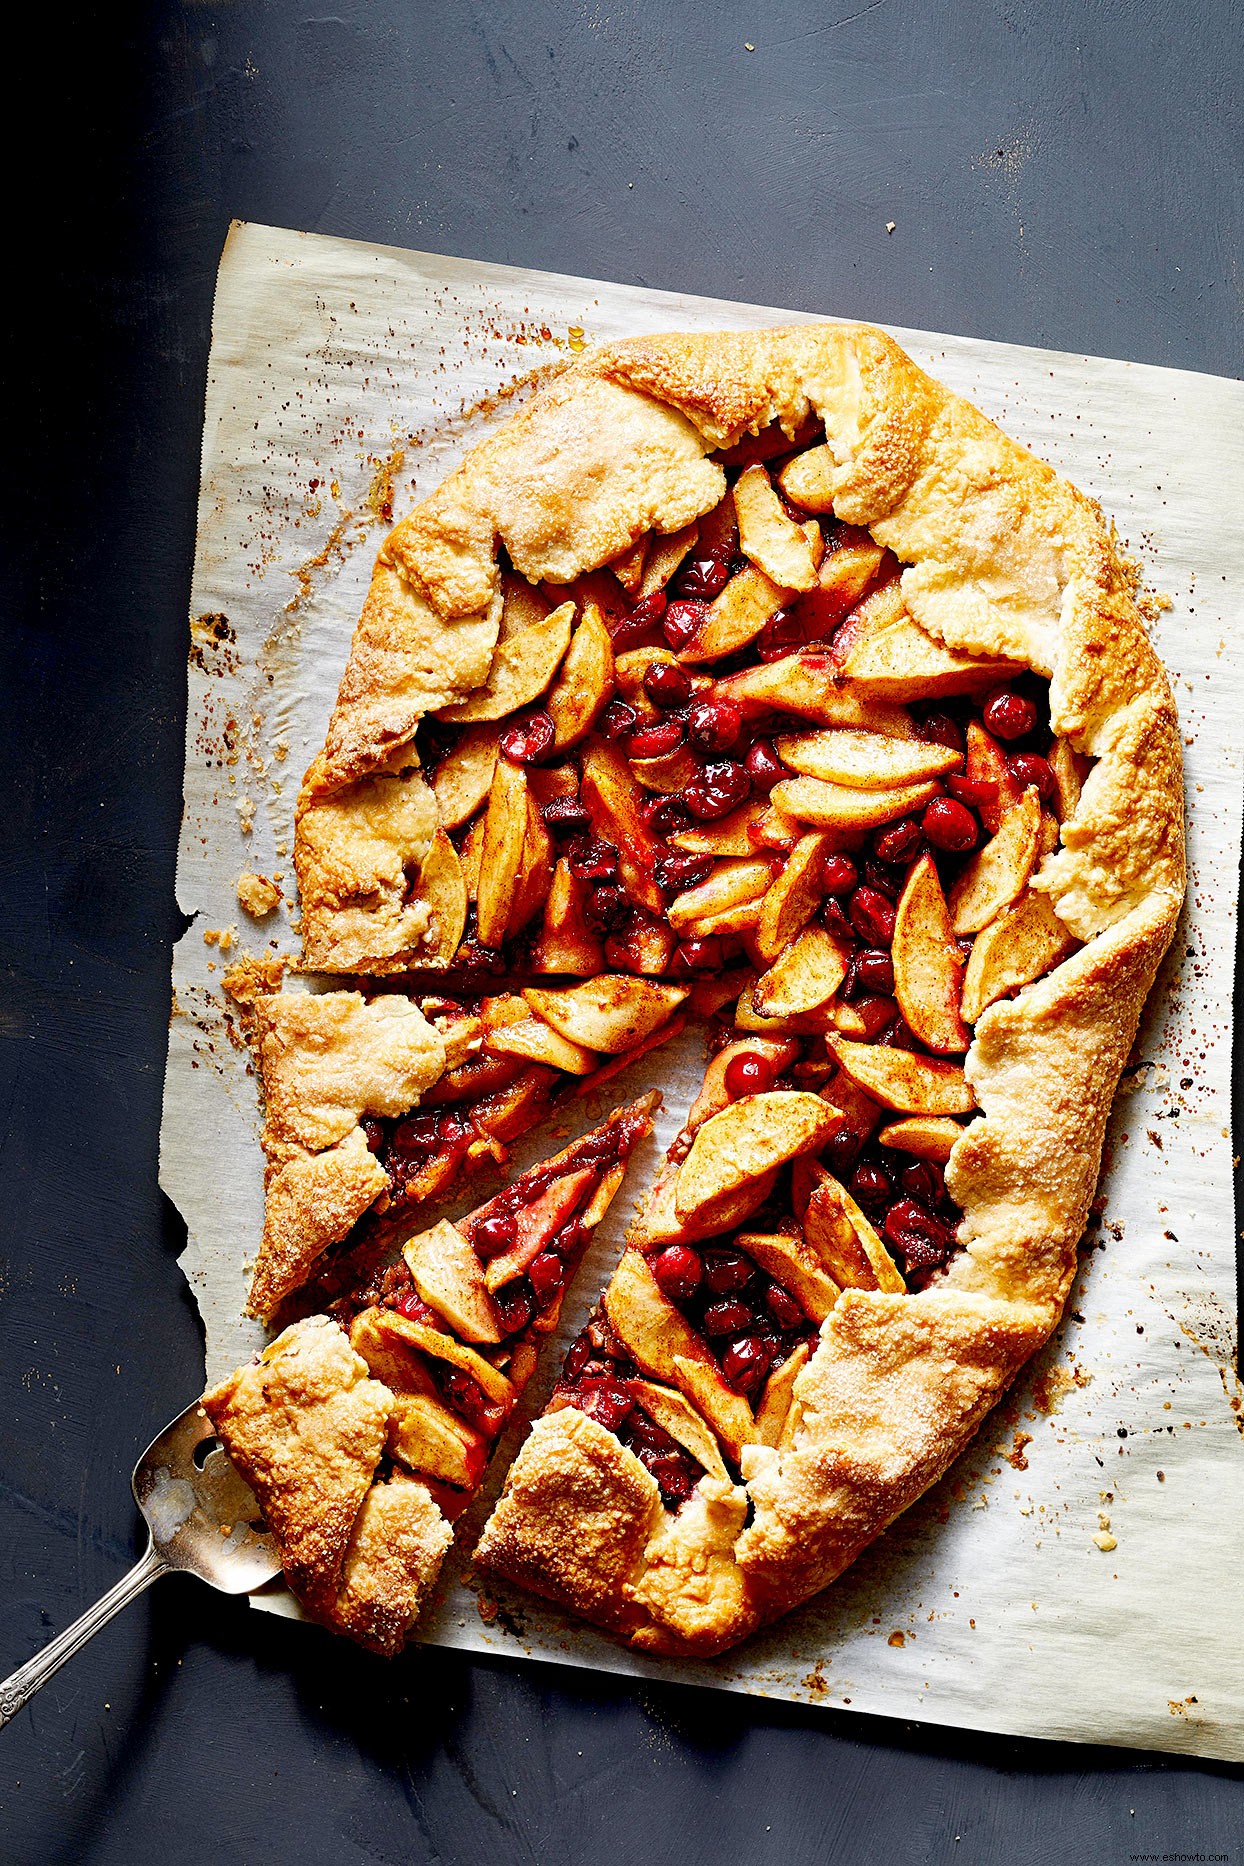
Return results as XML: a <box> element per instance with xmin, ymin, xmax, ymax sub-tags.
<box><xmin>608</xmin><ymin>589</ymin><xmax>669</xmax><ymax>653</ymax></box>
<box><xmin>855</xmin><ymin>994</ymin><xmax>898</xmax><ymax>1039</ymax></box>
<box><xmin>822</xmin><ymin>897</ymin><xmax>855</xmax><ymax>941</ymax></box>
<box><xmin>388</xmin><ymin>1113</ymin><xmax>438</xmax><ymax>1158</ymax></box>
<box><xmin>853</xmin><ymin>948</ymin><xmax>895</xmax><ymax>994</ymax></box>
<box><xmin>654</xmin><ymin>850</ymin><xmax>713</xmax><ymax>893</ymax></box>
<box><xmin>652</xmin><ymin>1244</ymin><xmax>703</xmax><ymax>1303</ymax></box>
<box><xmin>500</xmin><ymin>710</ymin><xmax>554</xmax><ymax>763</ymax></box>
<box><xmin>744</xmin><ymin>739</ymin><xmax>784</xmax><ymax>791</ymax></box>
<box><xmin>643</xmin><ymin>659</ymin><xmax>692</xmax><ymax>710</ymax></box>
<box><xmin>640</xmin><ymin>1450</ymin><xmax>698</xmax><ymax>1505</ymax></box>
<box><xmin>722</xmin><ymin>1335</ymin><xmax>773</xmax><ymax>1399</ymax></box>
<box><xmin>600</xmin><ymin>699</ymin><xmax>640</xmax><ymax>741</ymax></box>
<box><xmin>983</xmin><ymin>691</ymin><xmax>1038</xmax><ymax>741</ymax></box>
<box><xmin>491</xmin><ymin>1281</ymin><xmax>535</xmax><ymax>1335</ymax></box>
<box><xmin>703</xmin><ymin>1296</ymin><xmax>755</xmax><ymax>1337</ymax></box>
<box><xmin>821</xmin><ymin>852</ymin><xmax>859</xmax><ymax>895</ymax></box>
<box><xmin>628</xmin><ymin>719</ymin><xmax>685</xmax><ymax>760</ymax></box>
<box><xmin>563</xmin><ymin>1333</ymin><xmax>593</xmax><ymax>1381</ymax></box>
<box><xmin>825</xmin><ymin>1126</ymin><xmax>865</xmax><ymax>1175</ymax></box>
<box><xmin>862</xmin><ymin>857</ymin><xmax>903</xmax><ymax>899</ymax></box>
<box><xmin>704</xmin><ymin>1248</ymin><xmax>754</xmax><ymax>1295</ymax></box>
<box><xmin>675</xmin><ymin>554</ymin><xmax>732</xmax><ymax>601</ymax></box>
<box><xmin>899</xmin><ymin>1160</ymin><xmax>945</xmax><ymax>1207</ymax></box>
<box><xmin>360</xmin><ymin>1115</ymin><xmax>384</xmax><ymax>1153</ymax></box>
<box><xmin>585</xmin><ymin>883</ymin><xmax>629</xmax><ymax>931</ymax></box>
<box><xmin>576</xmin><ymin>1378</ymin><xmax>634</xmax><ymax>1431</ymax></box>
<box><xmin>686</xmin><ymin>695</ymin><xmax>742</xmax><ymax>754</ymax></box>
<box><xmin>671</xmin><ymin>936</ymin><xmax>723</xmax><ymax>973</ymax></box>
<box><xmin>527</xmin><ymin>1252</ymin><xmax>565</xmax><ymax>1305</ymax></box>
<box><xmin>395</xmin><ymin>1289</ymin><xmax>438</xmax><ymax>1325</ymax></box>
<box><xmin>554</xmin><ymin>1218</ymin><xmax>587</xmax><ymax>1260</ymax></box>
<box><xmin>663</xmin><ymin>600</ymin><xmax>708</xmax><ymax>651</ymax></box>
<box><xmin>627</xmin><ymin>1408</ymin><xmax>674</xmax><ymax>1453</ymax></box>
<box><xmin>757</xmin><ymin>609</ymin><xmax>803</xmax><ymax>662</ymax></box>
<box><xmin>641</xmin><ymin>795</ymin><xmax>690</xmax><ymax>836</ymax></box>
<box><xmin>947</xmin><ymin>775</ymin><xmax>999</xmax><ymax>809</ymax></box>
<box><xmin>884</xmin><ymin>1198</ymin><xmax>956</xmax><ymax>1270</ymax></box>
<box><xmin>435</xmin><ymin>1112</ymin><xmax>467</xmax><ymax>1145</ymax></box>
<box><xmin>473</xmin><ymin>1211</ymin><xmax>517</xmax><ymax>1259</ymax></box>
<box><xmin>724</xmin><ymin>1051</ymin><xmax>774</xmax><ymax>1099</ymax></box>
<box><xmin>1007</xmin><ymin>752</ymin><xmax>1055</xmax><ymax>800</ymax></box>
<box><xmin>873</xmin><ymin>817</ymin><xmax>923</xmax><ymax>864</ymax></box>
<box><xmin>765</xmin><ymin>1282</ymin><xmax>805</xmax><ymax>1331</ymax></box>
<box><xmin>541</xmin><ymin>795</ymin><xmax>591</xmax><ymax>838</ymax></box>
<box><xmin>684</xmin><ymin>759</ymin><xmax>751</xmax><ymax>821</ymax></box>
<box><xmin>922</xmin><ymin>796</ymin><xmax>979</xmax><ymax>852</ymax></box>
<box><xmin>849</xmin><ymin>885</ymin><xmax>897</xmax><ymax>945</ymax></box>
<box><xmin>848</xmin><ymin>1160</ymin><xmax>893</xmax><ymax>1213</ymax></box>
<box><xmin>918</xmin><ymin>712</ymin><xmax>966</xmax><ymax>754</ymax></box>
<box><xmin>567</xmin><ymin>836</ymin><xmax>619</xmax><ymax>881</ymax></box>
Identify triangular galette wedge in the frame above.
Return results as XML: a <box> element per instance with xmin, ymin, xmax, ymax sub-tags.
<box><xmin>204</xmin><ymin>1096</ymin><xmax>656</xmax><ymax>1650</ymax></box>
<box><xmin>224</xmin><ymin>960</ymin><xmax>682</xmax><ymax>1319</ymax></box>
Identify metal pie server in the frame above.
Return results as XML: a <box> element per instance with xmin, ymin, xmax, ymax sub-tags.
<box><xmin>0</xmin><ymin>1398</ymin><xmax>280</xmax><ymax>1728</ymax></box>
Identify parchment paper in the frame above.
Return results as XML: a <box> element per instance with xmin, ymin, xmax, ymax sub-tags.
<box><xmin>160</xmin><ymin>220</ymin><xmax>1244</xmax><ymax>1761</ymax></box>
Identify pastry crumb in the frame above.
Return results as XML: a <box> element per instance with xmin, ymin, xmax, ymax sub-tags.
<box><xmin>237</xmin><ymin>871</ymin><xmax>283</xmax><ymax>917</ymax></box>
<box><xmin>203</xmin><ymin>926</ymin><xmax>236</xmax><ymax>953</ymax></box>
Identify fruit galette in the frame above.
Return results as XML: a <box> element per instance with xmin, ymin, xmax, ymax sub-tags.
<box><xmin>209</xmin><ymin>322</ymin><xmax>1183</xmax><ymax>1657</ymax></box>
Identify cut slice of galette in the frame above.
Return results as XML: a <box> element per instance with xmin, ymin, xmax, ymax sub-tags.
<box><xmin>205</xmin><ymin>1096</ymin><xmax>655</xmax><ymax>1650</ymax></box>
<box><xmin>225</xmin><ymin>964</ymin><xmax>682</xmax><ymax>1319</ymax></box>
<box><xmin>272</xmin><ymin>322</ymin><xmax>1181</xmax><ymax>1654</ymax></box>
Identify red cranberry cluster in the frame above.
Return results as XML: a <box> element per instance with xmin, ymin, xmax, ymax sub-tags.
<box><xmin>645</xmin><ymin>1236</ymin><xmax>816</xmax><ymax>1402</ymax></box>
<box><xmin>844</xmin><ymin>1147</ymin><xmax>958</xmax><ymax>1278</ymax></box>
<box><xmin>556</xmin><ymin>1314</ymin><xmax>704</xmax><ymax>1506</ymax></box>
<box><xmin>363</xmin><ymin>1107</ymin><xmax>473</xmax><ymax>1202</ymax></box>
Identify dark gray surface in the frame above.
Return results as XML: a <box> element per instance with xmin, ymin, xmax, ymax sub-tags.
<box><xmin>2</xmin><ymin>3</ymin><xmax>1240</xmax><ymax>1861</ymax></box>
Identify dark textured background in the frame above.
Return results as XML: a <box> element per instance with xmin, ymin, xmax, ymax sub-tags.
<box><xmin>2</xmin><ymin>3</ymin><xmax>1241</xmax><ymax>1861</ymax></box>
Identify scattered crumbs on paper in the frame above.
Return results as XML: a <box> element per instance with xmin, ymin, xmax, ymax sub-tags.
<box><xmin>236</xmin><ymin>872</ymin><xmax>282</xmax><ymax>917</ymax></box>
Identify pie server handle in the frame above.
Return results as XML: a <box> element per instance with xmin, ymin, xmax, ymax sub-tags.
<box><xmin>0</xmin><ymin>1536</ymin><xmax>168</xmax><ymax>1729</ymax></box>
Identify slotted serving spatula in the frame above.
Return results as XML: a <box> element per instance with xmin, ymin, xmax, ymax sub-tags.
<box><xmin>0</xmin><ymin>1398</ymin><xmax>279</xmax><ymax>1727</ymax></box>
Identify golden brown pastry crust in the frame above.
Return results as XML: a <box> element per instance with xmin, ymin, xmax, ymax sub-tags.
<box><xmin>456</xmin><ymin>325</ymin><xmax>1184</xmax><ymax>1654</ymax></box>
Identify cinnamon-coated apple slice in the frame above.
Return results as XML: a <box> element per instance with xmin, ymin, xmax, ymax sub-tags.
<box><xmin>523</xmin><ymin>976</ymin><xmax>687</xmax><ymax>1054</ymax></box>
<box><xmin>1049</xmin><ymin>735</ymin><xmax>1091</xmax><ymax>823</ymax></box>
<box><xmin>770</xmin><ymin>773</ymin><xmax>940</xmax><ymax>833</ymax></box>
<box><xmin>964</xmin><ymin>721</ymin><xmax>1023</xmax><ymax>834</ymax></box>
<box><xmin>390</xmin><ymin>1394</ymin><xmax>488</xmax><ymax>1490</ymax></box>
<box><xmin>580</xmin><ymin>740</ymin><xmax>664</xmax><ymax>914</ymax></box>
<box><xmin>667</xmin><ymin>858</ymin><xmax>774</xmax><ymax>932</ymax></box>
<box><xmin>834</xmin><ymin>581</ymin><xmax>1023</xmax><ymax>699</ymax></box>
<box><xmin>506</xmin><ymin>797</ymin><xmax>555</xmax><ymax>937</ymax></box>
<box><xmin>609</xmin><ymin>537</ymin><xmax>648</xmax><ymax>595</ymax></box>
<box><xmin>775</xmin><ymin>728</ymin><xmax>961</xmax><ymax>790</ymax></box>
<box><xmin>753</xmin><ymin>925</ymin><xmax>851</xmax><ymax>1017</ymax></box>
<box><xmin>430</xmin><ymin>724</ymin><xmax>500</xmax><ymax>829</ymax></box>
<box><xmin>483</xmin><ymin>1009</ymin><xmax>598</xmax><ymax>1076</ymax></box>
<box><xmin>475</xmin><ymin>758</ymin><xmax>528</xmax><ymax>947</ymax></box>
<box><xmin>948</xmin><ymin>789</ymin><xmax>1042</xmax><ymax>936</ymax></box>
<box><xmin>669</xmin><ymin>799</ymin><xmax>771</xmax><ymax>857</ymax></box>
<box><xmin>734</xmin><ymin>1231</ymin><xmax>840</xmax><ymax>1324</ymax></box>
<box><xmin>626</xmin><ymin>1379</ymin><xmax>731</xmax><ymax>1482</ymax></box>
<box><xmin>752</xmin><ymin>1342</ymin><xmax>811</xmax><ymax>1449</ymax></box>
<box><xmin>480</xmin><ymin>1167</ymin><xmax>599</xmax><ymax>1292</ymax></box>
<box><xmin>876</xmin><ymin>1115</ymin><xmax>967</xmax><ymax>1163</ymax></box>
<box><xmin>800</xmin><ymin>1163</ymin><xmax>906</xmax><ymax>1293</ymax></box>
<box><xmin>630</xmin><ymin>744</ymin><xmax>701</xmax><ymax>793</ymax></box>
<box><xmin>440</xmin><ymin>600</ymin><xmax>574</xmax><ymax>724</ymax></box>
<box><xmin>960</xmin><ymin>886</ymin><xmax>1078</xmax><ymax>1022</ymax></box>
<box><xmin>412</xmin><ymin>828</ymin><xmax>468</xmax><ymax>963</ymax></box>
<box><xmin>775</xmin><ymin>444</ymin><xmax>837</xmax><ymax>512</ymax></box>
<box><xmin>790</xmin><ymin>528</ymin><xmax>888</xmax><ymax>633</ymax></box>
<box><xmin>403</xmin><ymin>1219</ymin><xmax>502</xmax><ymax>1344</ymax></box>
<box><xmin>733</xmin><ymin>464</ymin><xmax>823</xmax><ymax>591</ymax></box>
<box><xmin>713</xmin><ymin>653</ymin><xmax>916</xmax><ymax>736</ymax></box>
<box><xmin>674</xmin><ymin>1090</ymin><xmax>843</xmax><ymax>1224</ymax></box>
<box><xmin>546</xmin><ymin>604</ymin><xmax>615</xmax><ymax>750</ymax></box>
<box><xmin>754</xmin><ymin>831</ymin><xmax>830</xmax><ymax>961</ymax></box>
<box><xmin>681</xmin><ymin>563</ymin><xmax>792</xmax><ymax>664</ymax></box>
<box><xmin>827</xmin><ymin>1037</ymin><xmax>976</xmax><ymax>1117</ymax></box>
<box><xmin>603</xmin><ymin>1251</ymin><xmax>754</xmax><ymax>1456</ymax></box>
<box><xmin>638</xmin><ymin>521</ymin><xmax>700</xmax><ymax>599</ymax></box>
<box><xmin>531</xmin><ymin>858</ymin><xmax>605</xmax><ymax>974</ymax></box>
<box><xmin>358</xmin><ymin>1307</ymin><xmax>517</xmax><ymax>1406</ymax></box>
<box><xmin>892</xmin><ymin>854</ymin><xmax>969</xmax><ymax>1053</ymax></box>
<box><xmin>637</xmin><ymin>1163</ymin><xmax>781</xmax><ymax>1246</ymax></box>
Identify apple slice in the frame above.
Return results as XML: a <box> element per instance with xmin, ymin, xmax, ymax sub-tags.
<box><xmin>682</xmin><ymin>899</ymin><xmax>763</xmax><ymax>940</ymax></box>
<box><xmin>876</xmin><ymin>1115</ymin><xmax>966</xmax><ymax>1163</ymax></box>
<box><xmin>684</xmin><ymin>1036</ymin><xmax>800</xmax><ymax>1129</ymax></box>
<box><xmin>604</xmin><ymin>1249</ymin><xmax>741</xmax><ymax>1410</ymax></box>
<box><xmin>580</xmin><ymin>740</ymin><xmax>664</xmax><ymax>914</ymax></box>
<box><xmin>776</xmin><ymin>443</ymin><xmax>837</xmax><ymax>512</ymax></box>
<box><xmin>670</xmin><ymin>1356</ymin><xmax>755</xmax><ymax>1463</ymax></box>
<box><xmin>504</xmin><ymin>797</ymin><xmax>555</xmax><ymax>938</ymax></box>
<box><xmin>669</xmin><ymin>800</ymin><xmax>771</xmax><ymax>857</ymax></box>
<box><xmin>483</xmin><ymin>1012</ymin><xmax>597</xmax><ymax>1075</ymax></box>
<box><xmin>458</xmin><ymin>813</ymin><xmax>485</xmax><ymax>901</ymax></box>
<box><xmin>752</xmin><ymin>1343</ymin><xmax>811</xmax><ymax>1448</ymax></box>
<box><xmin>609</xmin><ymin>537</ymin><xmax>648</xmax><ymax>595</ymax></box>
<box><xmin>733</xmin><ymin>464</ymin><xmax>823</xmax><ymax>591</ymax></box>
<box><xmin>532</xmin><ymin>858</ymin><xmax>605</xmax><ymax>974</ymax></box>
<box><xmin>546</xmin><ymin>604</ymin><xmax>615</xmax><ymax>750</ymax></box>
<box><xmin>668</xmin><ymin>857</ymin><xmax>774</xmax><ymax>933</ymax></box>
<box><xmin>1049</xmin><ymin>735</ymin><xmax>1090</xmax><ymax>823</ymax></box>
<box><xmin>430</xmin><ymin>724</ymin><xmax>500</xmax><ymax>829</ymax></box>
<box><xmin>638</xmin><ymin>521</ymin><xmax>700</xmax><ymax>599</ymax></box>
<box><xmin>631</xmin><ymin>744</ymin><xmax>702</xmax><ymax>794</ymax></box>
<box><xmin>754</xmin><ymin>831</ymin><xmax>830</xmax><ymax>962</ymax></box>
<box><xmin>1039</xmin><ymin>808</ymin><xmax>1060</xmax><ymax>856</ymax></box>
<box><xmin>754</xmin><ymin>925</ymin><xmax>851</xmax><ymax>1017</ymax></box>
<box><xmin>627</xmin><ymin>1378</ymin><xmax>730</xmax><ymax>1482</ymax></box>
<box><xmin>403</xmin><ymin>1219</ymin><xmax>502</xmax><ymax>1343</ymax></box>
<box><xmin>481</xmin><ymin>1165</ymin><xmax>598</xmax><ymax>1291</ymax></box>
<box><xmin>960</xmin><ymin>886</ymin><xmax>1077</xmax><ymax>1023</ymax></box>
<box><xmin>771</xmin><ymin>774</ymin><xmax>939</xmax><ymax>832</ymax></box>
<box><xmin>681</xmin><ymin>564</ymin><xmax>791</xmax><ymax>665</ymax></box>
<box><xmin>523</xmin><ymin>976</ymin><xmax>687</xmax><ymax>1054</ymax></box>
<box><xmin>605</xmin><ymin>913</ymin><xmax>677</xmax><ymax>976</ymax></box>
<box><xmin>892</xmin><ymin>853</ymin><xmax>969</xmax><ymax>1053</ymax></box>
<box><xmin>390</xmin><ymin>1393</ymin><xmax>487</xmax><ymax>1489</ymax></box>
<box><xmin>790</xmin><ymin>528</ymin><xmax>888</xmax><ymax>635</ymax></box>
<box><xmin>713</xmin><ymin>653</ymin><xmax>916</xmax><ymax>736</ymax></box>
<box><xmin>835</xmin><ymin>582</ymin><xmax>1023</xmax><ymax>698</ymax></box>
<box><xmin>827</xmin><ymin>1037</ymin><xmax>975</xmax><ymax>1117</ymax></box>
<box><xmin>948</xmin><ymin>790</ymin><xmax>1042</xmax><ymax>937</ymax></box>
<box><xmin>801</xmin><ymin>1165</ymin><xmax>906</xmax><ymax>1293</ymax></box>
<box><xmin>674</xmin><ymin>1091</ymin><xmax>843</xmax><ymax>1225</ymax></box>
<box><xmin>616</xmin><ymin>646</ymin><xmax>681</xmax><ymax>719</ymax></box>
<box><xmin>735</xmin><ymin>1231</ymin><xmax>840</xmax><ymax>1325</ymax></box>
<box><xmin>413</xmin><ymin>828</ymin><xmax>468</xmax><ymax>962</ymax></box>
<box><xmin>475</xmin><ymin>758</ymin><xmax>528</xmax><ymax>947</ymax></box>
<box><xmin>359</xmin><ymin>1308</ymin><xmax>516</xmax><ymax>1407</ymax></box>
<box><xmin>349</xmin><ymin>1308</ymin><xmax>439</xmax><ymax>1398</ymax></box>
<box><xmin>733</xmin><ymin>981</ymin><xmax>830</xmax><ymax>1038</ymax></box>
<box><xmin>748</xmin><ymin>804</ymin><xmax>803</xmax><ymax>851</ymax></box>
<box><xmin>775</xmin><ymin>728</ymin><xmax>961</xmax><ymax>790</ymax></box>
<box><xmin>819</xmin><ymin>1070</ymin><xmax>884</xmax><ymax>1167</ymax></box>
<box><xmin>964</xmin><ymin>721</ymin><xmax>1023</xmax><ymax>834</ymax></box>
<box><xmin>638</xmin><ymin>1163</ymin><xmax>781</xmax><ymax>1246</ymax></box>
<box><xmin>439</xmin><ymin>601</ymin><xmax>574</xmax><ymax>724</ymax></box>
